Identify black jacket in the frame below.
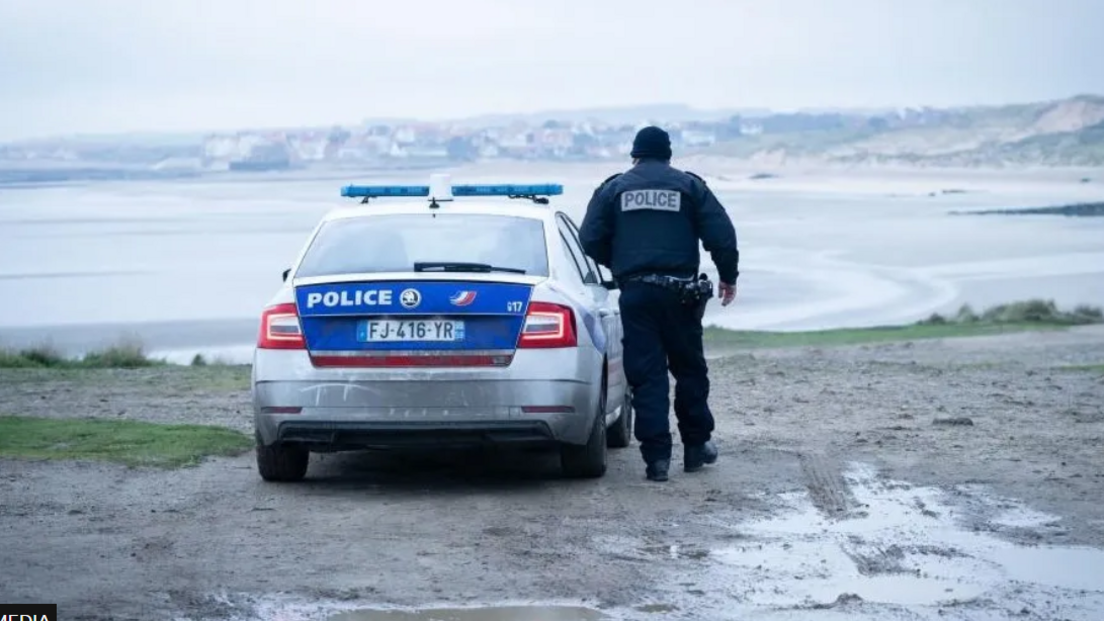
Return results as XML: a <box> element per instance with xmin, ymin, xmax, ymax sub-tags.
<box><xmin>578</xmin><ymin>160</ymin><xmax>740</xmax><ymax>284</ymax></box>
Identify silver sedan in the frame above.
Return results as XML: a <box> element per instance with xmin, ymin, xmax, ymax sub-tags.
<box><xmin>251</xmin><ymin>177</ymin><xmax>631</xmax><ymax>481</ymax></box>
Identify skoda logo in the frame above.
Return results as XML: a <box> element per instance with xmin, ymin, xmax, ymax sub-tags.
<box><xmin>400</xmin><ymin>288</ymin><xmax>421</xmax><ymax>309</ymax></box>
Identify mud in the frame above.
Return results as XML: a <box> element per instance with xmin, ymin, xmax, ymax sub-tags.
<box><xmin>1</xmin><ymin>326</ymin><xmax>1103</xmax><ymax>620</ymax></box>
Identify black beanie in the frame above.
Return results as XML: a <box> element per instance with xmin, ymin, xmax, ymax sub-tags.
<box><xmin>630</xmin><ymin>126</ymin><xmax>672</xmax><ymax>160</ymax></box>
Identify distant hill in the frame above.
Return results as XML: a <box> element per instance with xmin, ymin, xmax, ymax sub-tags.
<box><xmin>4</xmin><ymin>95</ymin><xmax>1103</xmax><ymax>173</ymax></box>
<box><xmin>690</xmin><ymin>94</ymin><xmax>1104</xmax><ymax>167</ymax></box>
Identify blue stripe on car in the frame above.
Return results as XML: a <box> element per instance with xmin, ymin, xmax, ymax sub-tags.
<box><xmin>294</xmin><ymin>281</ymin><xmax>533</xmax><ymax>351</ymax></box>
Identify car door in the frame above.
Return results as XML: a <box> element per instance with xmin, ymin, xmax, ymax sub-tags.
<box><xmin>552</xmin><ymin>216</ymin><xmax>606</xmax><ymax>381</ymax></box>
<box><xmin>556</xmin><ymin>214</ymin><xmax>625</xmax><ymax>418</ymax></box>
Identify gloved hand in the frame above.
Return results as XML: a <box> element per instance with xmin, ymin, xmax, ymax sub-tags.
<box><xmin>719</xmin><ymin>281</ymin><xmax>736</xmax><ymax>306</ymax></box>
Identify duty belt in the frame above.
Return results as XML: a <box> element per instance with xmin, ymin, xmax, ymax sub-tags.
<box><xmin>626</xmin><ymin>274</ymin><xmax>694</xmax><ymax>287</ymax></box>
<box><xmin>624</xmin><ymin>273</ymin><xmax>714</xmax><ymax>305</ymax></box>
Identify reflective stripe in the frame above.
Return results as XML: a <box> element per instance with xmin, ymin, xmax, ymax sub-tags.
<box><xmin>311</xmin><ymin>351</ymin><xmax>514</xmax><ymax>367</ymax></box>
<box><xmin>307</xmin><ymin>349</ymin><xmax>514</xmax><ymax>357</ymax></box>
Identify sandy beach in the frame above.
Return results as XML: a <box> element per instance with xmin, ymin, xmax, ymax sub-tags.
<box><xmin>0</xmin><ymin>161</ymin><xmax>1101</xmax><ymax>363</ymax></box>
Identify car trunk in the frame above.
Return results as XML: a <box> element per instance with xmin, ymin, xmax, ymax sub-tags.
<box><xmin>293</xmin><ymin>276</ymin><xmax>536</xmax><ymax>368</ymax></box>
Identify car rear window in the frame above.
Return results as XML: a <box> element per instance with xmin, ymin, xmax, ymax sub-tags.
<box><xmin>294</xmin><ymin>213</ymin><xmax>550</xmax><ymax>278</ymax></box>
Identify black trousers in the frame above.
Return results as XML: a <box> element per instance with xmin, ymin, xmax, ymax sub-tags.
<box><xmin>618</xmin><ymin>281</ymin><xmax>715</xmax><ymax>465</ymax></box>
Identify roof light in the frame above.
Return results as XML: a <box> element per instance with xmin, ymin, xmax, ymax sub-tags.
<box><xmin>340</xmin><ymin>176</ymin><xmax>563</xmax><ymax>204</ymax></box>
<box><xmin>340</xmin><ymin>185</ymin><xmax>429</xmax><ymax>198</ymax></box>
<box><xmin>452</xmin><ymin>184</ymin><xmax>563</xmax><ymax>197</ymax></box>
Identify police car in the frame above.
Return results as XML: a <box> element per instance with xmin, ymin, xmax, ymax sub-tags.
<box><xmin>252</xmin><ymin>174</ymin><xmax>631</xmax><ymax>481</ymax></box>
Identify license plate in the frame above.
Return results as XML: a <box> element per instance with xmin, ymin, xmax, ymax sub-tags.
<box><xmin>357</xmin><ymin>319</ymin><xmax>465</xmax><ymax>342</ymax></box>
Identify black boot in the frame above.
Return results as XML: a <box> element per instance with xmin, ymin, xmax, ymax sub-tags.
<box><xmin>684</xmin><ymin>441</ymin><xmax>718</xmax><ymax>472</ymax></box>
<box><xmin>646</xmin><ymin>459</ymin><xmax>670</xmax><ymax>482</ymax></box>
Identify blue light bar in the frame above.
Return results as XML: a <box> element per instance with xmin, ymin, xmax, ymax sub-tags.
<box><xmin>339</xmin><ymin>183</ymin><xmax>562</xmax><ymax>199</ymax></box>
<box><xmin>340</xmin><ymin>185</ymin><xmax>429</xmax><ymax>198</ymax></box>
<box><xmin>452</xmin><ymin>184</ymin><xmax>563</xmax><ymax>197</ymax></box>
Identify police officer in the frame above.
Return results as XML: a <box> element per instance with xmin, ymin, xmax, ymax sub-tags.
<box><xmin>578</xmin><ymin>126</ymin><xmax>739</xmax><ymax>482</ymax></box>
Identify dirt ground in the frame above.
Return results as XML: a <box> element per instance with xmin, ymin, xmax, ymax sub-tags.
<box><xmin>2</xmin><ymin>327</ymin><xmax>1103</xmax><ymax>621</ymax></box>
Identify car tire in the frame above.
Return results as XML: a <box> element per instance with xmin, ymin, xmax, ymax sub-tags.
<box><xmin>607</xmin><ymin>387</ymin><xmax>633</xmax><ymax>449</ymax></box>
<box><xmin>255</xmin><ymin>433</ymin><xmax>309</xmax><ymax>482</ymax></box>
<box><xmin>561</xmin><ymin>382</ymin><xmax>608</xmax><ymax>479</ymax></box>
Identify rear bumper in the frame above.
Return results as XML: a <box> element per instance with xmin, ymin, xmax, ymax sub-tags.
<box><xmin>252</xmin><ymin>347</ymin><xmax>603</xmax><ymax>449</ymax></box>
<box><xmin>253</xmin><ymin>378</ymin><xmax>598</xmax><ymax>448</ymax></box>
<box><xmin>274</xmin><ymin>420</ymin><xmax>558</xmax><ymax>450</ymax></box>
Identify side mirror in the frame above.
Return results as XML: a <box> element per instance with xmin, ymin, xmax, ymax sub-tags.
<box><xmin>282</xmin><ymin>268</ymin><xmax>291</xmax><ymax>282</ymax></box>
<box><xmin>601</xmin><ymin>279</ymin><xmax>619</xmax><ymax>291</ymax></box>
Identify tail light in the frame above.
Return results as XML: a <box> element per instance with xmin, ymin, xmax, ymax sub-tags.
<box><xmin>258</xmin><ymin>303</ymin><xmax>305</xmax><ymax>349</ymax></box>
<box><xmin>517</xmin><ymin>301</ymin><xmax>577</xmax><ymax>348</ymax></box>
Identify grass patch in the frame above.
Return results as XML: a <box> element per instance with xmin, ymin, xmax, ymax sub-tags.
<box><xmin>177</xmin><ymin>365</ymin><xmax>252</xmax><ymax>392</ymax></box>
<box><xmin>704</xmin><ymin>299</ymin><xmax>1103</xmax><ymax>349</ymax></box>
<box><xmin>0</xmin><ymin>339</ymin><xmax>246</xmax><ymax>370</ymax></box>
<box><xmin>703</xmin><ymin>322</ymin><xmax>1063</xmax><ymax>349</ymax></box>
<box><xmin>0</xmin><ymin>339</ymin><xmax>166</xmax><ymax>369</ymax></box>
<box><xmin>1051</xmin><ymin>363</ymin><xmax>1104</xmax><ymax>375</ymax></box>
<box><xmin>916</xmin><ymin>299</ymin><xmax>1103</xmax><ymax>326</ymax></box>
<box><xmin>189</xmin><ymin>353</ymin><xmax>239</xmax><ymax>367</ymax></box>
<box><xmin>0</xmin><ymin>365</ymin><xmax>253</xmax><ymax>392</ymax></box>
<box><xmin>0</xmin><ymin>415</ymin><xmax>254</xmax><ymax>468</ymax></box>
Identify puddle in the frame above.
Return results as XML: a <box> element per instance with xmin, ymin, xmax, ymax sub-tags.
<box><xmin>990</xmin><ymin>504</ymin><xmax>1063</xmax><ymax>529</ymax></box>
<box><xmin>994</xmin><ymin>545</ymin><xmax>1104</xmax><ymax>592</ymax></box>
<box><xmin>231</xmin><ymin>461</ymin><xmax>1104</xmax><ymax>621</ymax></box>
<box><xmin>219</xmin><ymin>594</ymin><xmax>614</xmax><ymax>621</ymax></box>
<box><xmin>660</xmin><ymin>462</ymin><xmax>1104</xmax><ymax>619</ymax></box>
<box><xmin>328</xmin><ymin>606</ymin><xmax>606</xmax><ymax>621</ymax></box>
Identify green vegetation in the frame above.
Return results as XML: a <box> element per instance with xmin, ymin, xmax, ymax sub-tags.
<box><xmin>0</xmin><ymin>340</ymin><xmax>165</xmax><ymax>369</ymax></box>
<box><xmin>703</xmin><ymin>299</ymin><xmax>1103</xmax><ymax>349</ymax></box>
<box><xmin>0</xmin><ymin>365</ymin><xmax>252</xmax><ymax>393</ymax></box>
<box><xmin>172</xmin><ymin>365</ymin><xmax>252</xmax><ymax>392</ymax></box>
<box><xmin>0</xmin><ymin>415</ymin><xmax>253</xmax><ymax>468</ymax></box>
<box><xmin>916</xmin><ymin>299</ymin><xmax>1102</xmax><ymax>326</ymax></box>
<box><xmin>1051</xmin><ymin>363</ymin><xmax>1104</xmax><ymax>375</ymax></box>
<box><xmin>118</xmin><ymin>365</ymin><xmax>252</xmax><ymax>392</ymax></box>
<box><xmin>0</xmin><ymin>340</ymin><xmax>243</xmax><ymax>370</ymax></box>
<box><xmin>189</xmin><ymin>353</ymin><xmax>236</xmax><ymax>367</ymax></box>
<box><xmin>703</xmin><ymin>322</ymin><xmax>1063</xmax><ymax>349</ymax></box>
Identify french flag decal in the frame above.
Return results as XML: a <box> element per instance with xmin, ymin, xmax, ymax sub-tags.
<box><xmin>450</xmin><ymin>290</ymin><xmax>477</xmax><ymax>306</ymax></box>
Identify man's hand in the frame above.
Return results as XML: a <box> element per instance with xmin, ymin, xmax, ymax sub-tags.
<box><xmin>719</xmin><ymin>281</ymin><xmax>736</xmax><ymax>306</ymax></box>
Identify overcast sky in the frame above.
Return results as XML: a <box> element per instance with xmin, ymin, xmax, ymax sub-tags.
<box><xmin>1</xmin><ymin>0</ymin><xmax>1102</xmax><ymax>140</ymax></box>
